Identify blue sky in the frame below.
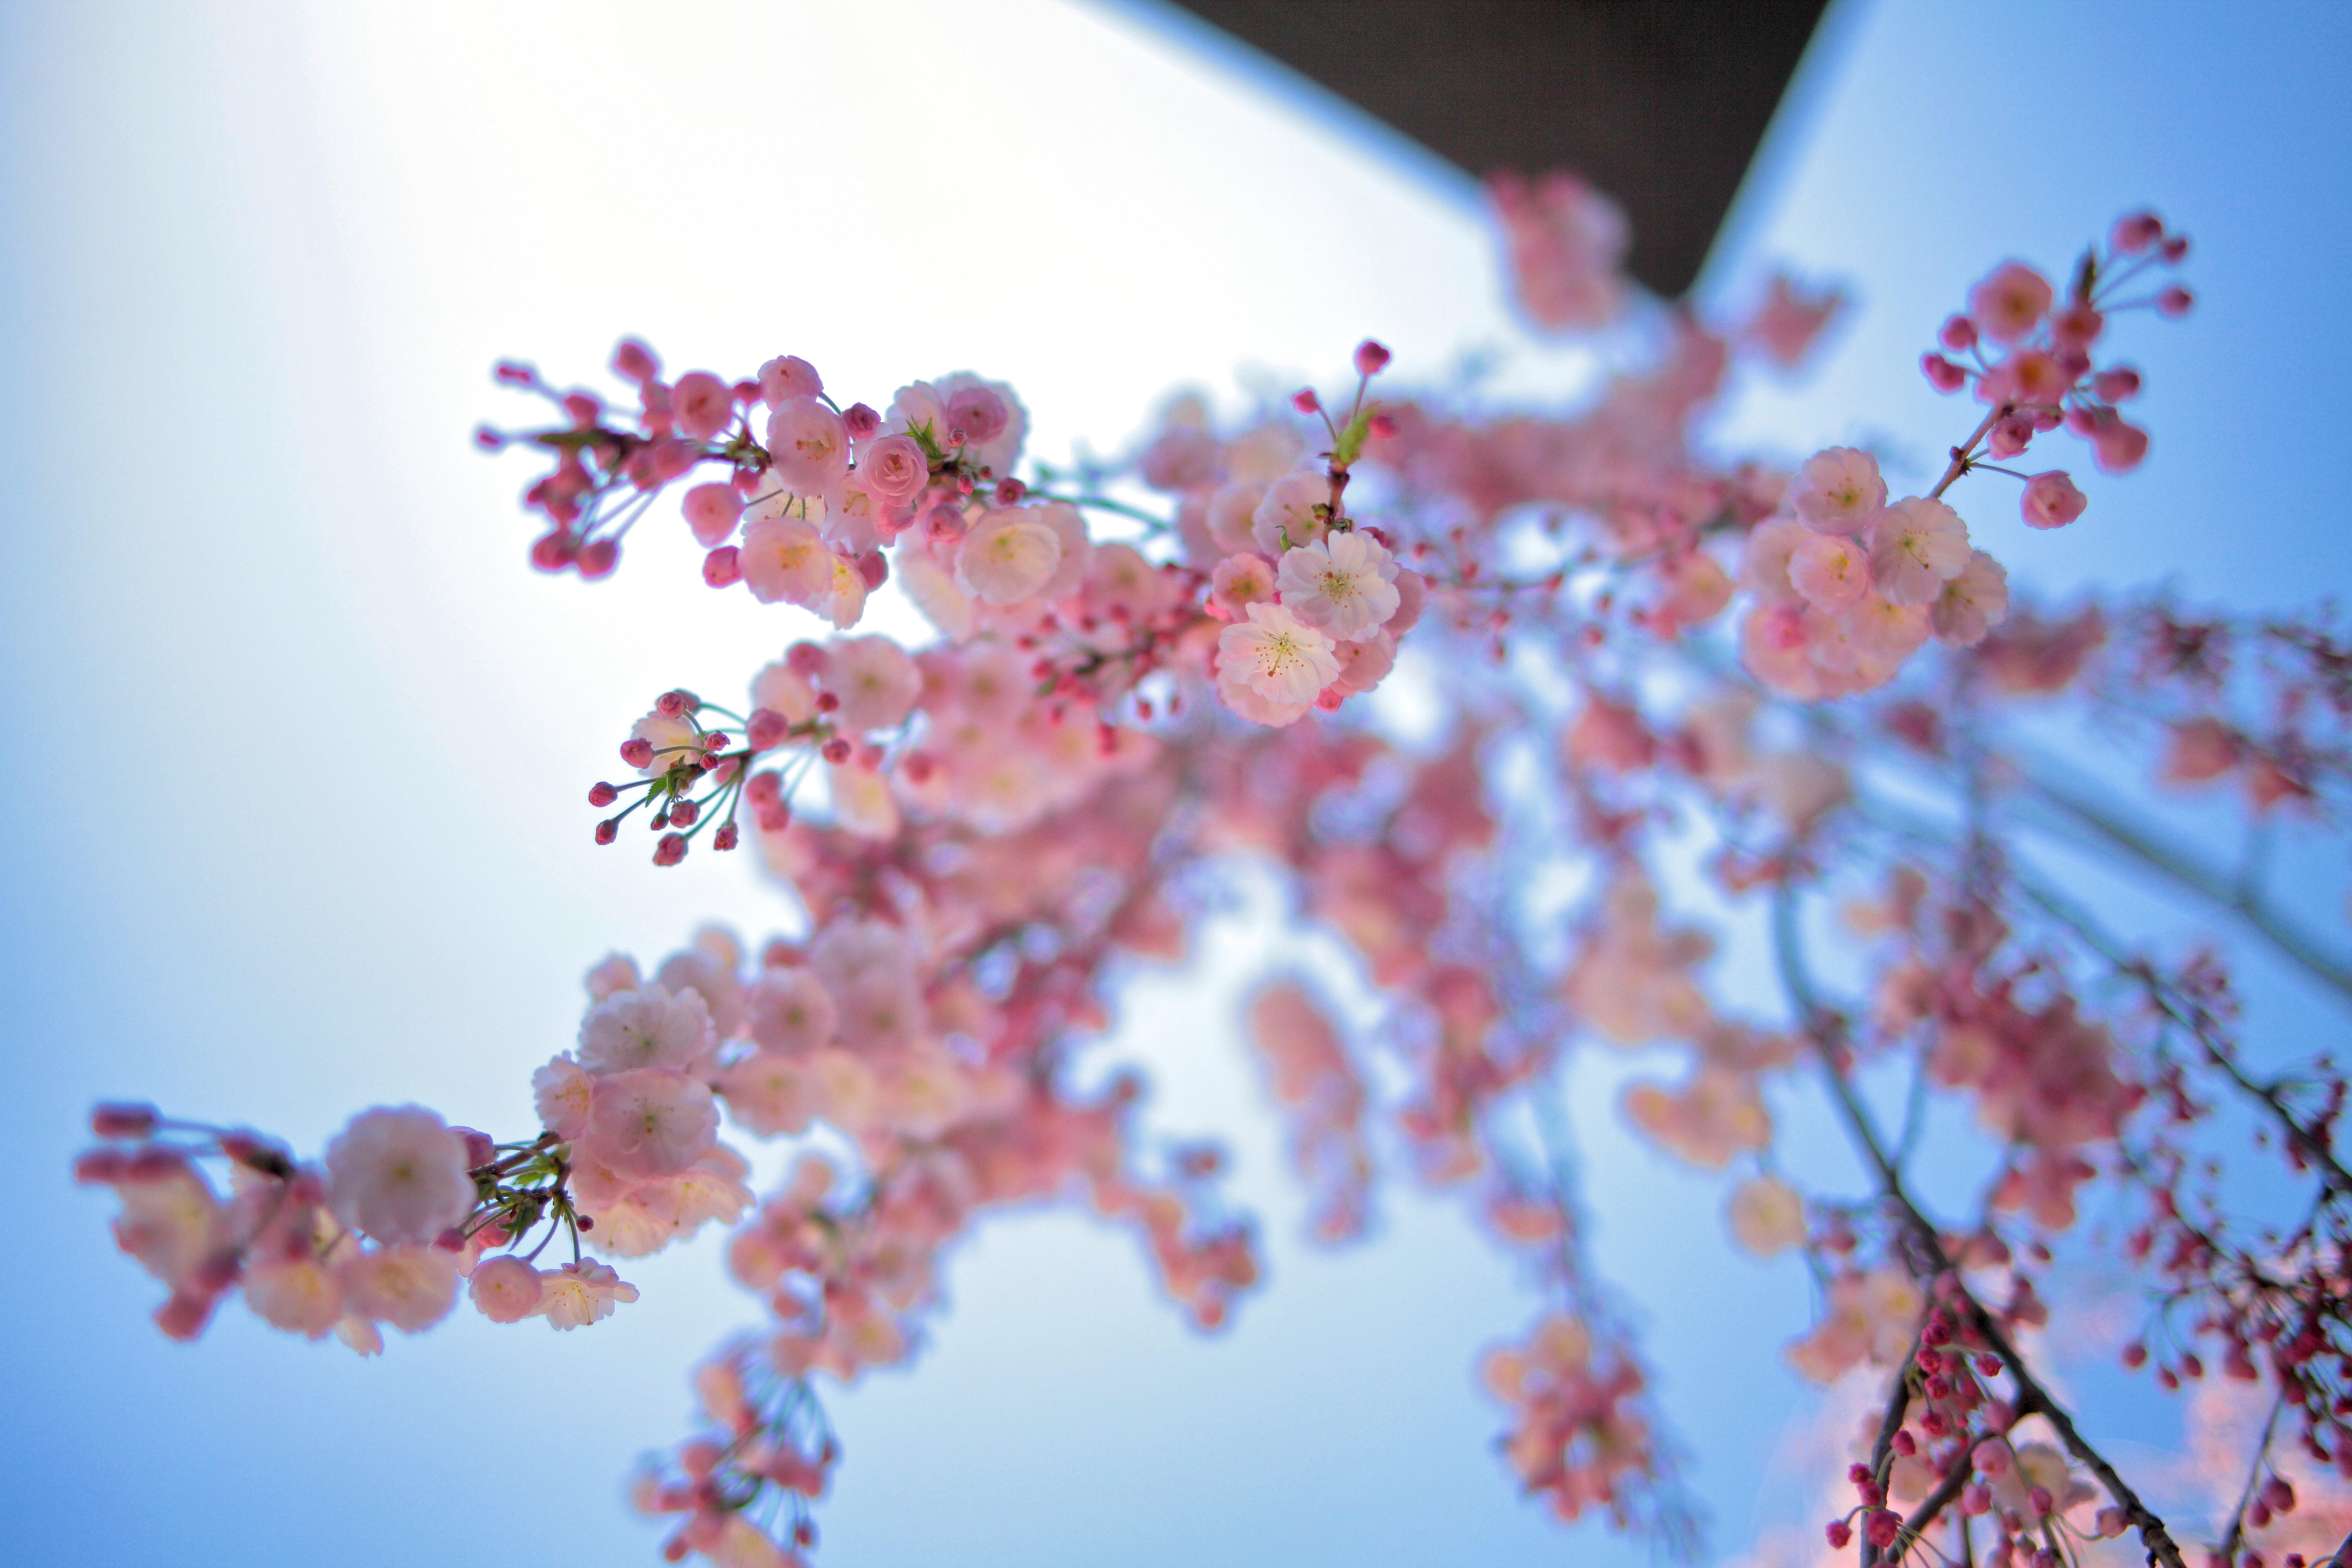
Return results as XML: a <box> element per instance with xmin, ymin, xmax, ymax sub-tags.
<box><xmin>2</xmin><ymin>2</ymin><xmax>2348</xmax><ymax>1564</ymax></box>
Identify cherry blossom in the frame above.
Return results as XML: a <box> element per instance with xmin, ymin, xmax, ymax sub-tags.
<box><xmin>324</xmin><ymin>1107</ymin><xmax>475</xmax><ymax>1245</ymax></box>
<box><xmin>89</xmin><ymin>193</ymin><xmax>2299</xmax><ymax>1568</ymax></box>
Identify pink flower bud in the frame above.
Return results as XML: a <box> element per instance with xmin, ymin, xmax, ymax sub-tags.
<box><xmin>90</xmin><ymin>1102</ymin><xmax>159</xmax><ymax>1140</ymax></box>
<box><xmin>994</xmin><ymin>477</ymin><xmax>1027</xmax><ymax>505</ymax></box>
<box><xmin>473</xmin><ymin>424</ymin><xmax>508</xmax><ymax>451</ymax></box>
<box><xmin>1866</xmin><ymin>1511</ymin><xmax>1902</xmax><ymax>1549</ymax></box>
<box><xmin>857</xmin><ymin>550</ymin><xmax>889</xmax><ymax>590</ymax></box>
<box><xmin>1824</xmin><ymin>1522</ymin><xmax>1853</xmax><ymax>1550</ymax></box>
<box><xmin>1961</xmin><ymin>1483</ymin><xmax>1991</xmax><ymax>1515</ymax></box>
<box><xmin>2157</xmin><ymin>285</ymin><xmax>2194</xmax><ymax>317</ymax></box>
<box><xmin>1940</xmin><ymin>314</ymin><xmax>1979</xmax><ymax>350</ymax></box>
<box><xmin>529</xmin><ymin>531</ymin><xmax>577</xmax><ymax>572</ymax></box>
<box><xmin>1989</xmin><ymin>414</ymin><xmax>2035</xmax><ymax>459</ymax></box>
<box><xmin>2094</xmin><ymin>367</ymin><xmax>2142</xmax><ymax>402</ymax></box>
<box><xmin>2111</xmin><ymin>211</ymin><xmax>2164</xmax><ymax>253</ymax></box>
<box><xmin>1291</xmin><ymin>388</ymin><xmax>1321</xmax><ymax>415</ymax></box>
<box><xmin>1922</xmin><ymin>354</ymin><xmax>1967</xmax><ymax>393</ymax></box>
<box><xmin>713</xmin><ymin>821</ymin><xmax>739</xmax><ymax>851</ymax></box>
<box><xmin>1369</xmin><ymin>412</ymin><xmax>1397</xmax><ymax>438</ymax></box>
<box><xmin>594</xmin><ymin>818</ymin><xmax>619</xmax><ymax>845</ymax></box>
<box><xmin>842</xmin><ymin>402</ymin><xmax>880</xmax><ymax>441</ymax></box>
<box><xmin>2051</xmin><ymin>303</ymin><xmax>2103</xmax><ymax>351</ymax></box>
<box><xmin>701</xmin><ymin>546</ymin><xmax>741</xmax><ymax>588</ymax></box>
<box><xmin>656</xmin><ymin>690</ymin><xmax>692</xmax><ymax>718</ymax></box>
<box><xmin>2263</xmin><ymin>1475</ymin><xmax>2296</xmax><ymax>1513</ymax></box>
<box><xmin>577</xmin><ymin>539</ymin><xmax>620</xmax><ymax>578</ymax></box>
<box><xmin>611</xmin><ymin>338</ymin><xmax>660</xmax><ymax>382</ymax></box>
<box><xmin>2095</xmin><ymin>420</ymin><xmax>2149</xmax><ymax>473</ymax></box>
<box><xmin>2028</xmin><ymin>1484</ymin><xmax>2053</xmax><ymax>1516</ymax></box>
<box><xmin>745</xmin><ymin>772</ymin><xmax>782</xmax><ymax>809</ymax></box>
<box><xmin>620</xmin><ymin>738</ymin><xmax>655</xmax><ymax>768</ymax></box>
<box><xmin>821</xmin><ymin>738</ymin><xmax>851</xmax><ymax>764</ymax></box>
<box><xmin>671</xmin><ymin>372</ymin><xmax>733</xmax><ymax>442</ymax></box>
<box><xmin>682</xmin><ymin>484</ymin><xmax>744</xmax><ymax>547</ymax></box>
<box><xmin>669</xmin><ymin>799</ymin><xmax>699</xmax><ymax>828</ymax></box>
<box><xmin>813</xmin><ymin>691</ymin><xmax>840</xmax><ymax>713</ymax></box>
<box><xmin>2094</xmin><ymin>1506</ymin><xmax>2128</xmax><ymax>1538</ymax></box>
<box><xmin>1354</xmin><ymin>339</ymin><xmax>1391</xmax><ymax>376</ymax></box>
<box><xmin>154</xmin><ymin>1290</ymin><xmax>219</xmax><ymax>1342</ymax></box>
<box><xmin>2161</xmin><ymin>235</ymin><xmax>2190</xmax><ymax>263</ymax></box>
<box><xmin>747</xmin><ymin>709</ymin><xmax>789</xmax><ymax>750</ymax></box>
<box><xmin>588</xmin><ymin>781</ymin><xmax>619</xmax><ymax>807</ymax></box>
<box><xmin>73</xmin><ymin>1148</ymin><xmax>128</xmax><ymax>1184</ymax></box>
<box><xmin>786</xmin><ymin>642</ymin><xmax>828</xmax><ymax>678</ymax></box>
<box><xmin>653</xmin><ymin>833</ymin><xmax>688</xmax><ymax>867</ymax></box>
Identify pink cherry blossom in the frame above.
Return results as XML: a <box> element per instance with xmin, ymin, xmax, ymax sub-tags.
<box><xmin>1250</xmin><ymin>471</ymin><xmax>1331</xmax><ymax>556</ymax></box>
<box><xmin>1209</xmin><ymin>552</ymin><xmax>1276</xmax><ymax>619</ymax></box>
<box><xmin>1217</xmin><ymin>602</ymin><xmax>1340</xmax><ymax>716</ymax></box>
<box><xmin>955</xmin><ymin>510</ymin><xmax>1063</xmax><ymax>604</ymax></box>
<box><xmin>745</xmin><ymin>968</ymin><xmax>837</xmax><ymax>1056</ymax></box>
<box><xmin>816</xmin><ymin>636</ymin><xmax>922</xmax><ymax>730</ymax></box>
<box><xmin>1788</xmin><ymin>447</ymin><xmax>1888</xmax><ymax>536</ymax></box>
<box><xmin>1787</xmin><ymin>531</ymin><xmax>1870</xmax><ymax>610</ymax></box>
<box><xmin>469</xmin><ymin>1255</ymin><xmax>544</xmax><ymax>1323</ymax></box>
<box><xmin>583</xmin><ymin>1068</ymin><xmax>720</xmax><ymax>1181</ymax></box>
<box><xmin>324</xmin><ymin>1107</ymin><xmax>475</xmax><ymax>1245</ymax></box>
<box><xmin>1929</xmin><ymin>549</ymin><xmax>2011</xmax><ymax>647</ymax></box>
<box><xmin>854</xmin><ymin>433</ymin><xmax>929</xmax><ymax>506</ymax></box>
<box><xmin>1205</xmin><ymin>482</ymin><xmax>1265</xmax><ymax>554</ymax></box>
<box><xmin>533</xmin><ymin>1260</ymin><xmax>640</xmax><ymax>1331</ymax></box>
<box><xmin>342</xmin><ymin>1245</ymin><xmax>460</xmax><ymax>1333</ymax></box>
<box><xmin>1867</xmin><ymin>496</ymin><xmax>1971</xmax><ymax>606</ymax></box>
<box><xmin>738</xmin><ymin>513</ymin><xmax>834</xmax><ymax>607</ymax></box>
<box><xmin>1969</xmin><ymin>261</ymin><xmax>2054</xmax><ymax>343</ymax></box>
<box><xmin>1490</xmin><ymin>170</ymin><xmax>1629</xmax><ymax>331</ymax></box>
<box><xmin>1274</xmin><ymin>530</ymin><xmax>1400</xmax><ymax>640</ymax></box>
<box><xmin>534</xmin><ymin>1055</ymin><xmax>594</xmax><ymax>1139</ymax></box>
<box><xmin>578</xmin><ymin>984</ymin><xmax>717</xmax><ymax>1076</ymax></box>
<box><xmin>1725</xmin><ymin>1176</ymin><xmax>1805</xmax><ymax>1256</ymax></box>
<box><xmin>765</xmin><ymin>397</ymin><xmax>849</xmax><ymax>494</ymax></box>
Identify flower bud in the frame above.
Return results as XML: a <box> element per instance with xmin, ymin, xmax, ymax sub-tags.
<box><xmin>612</xmin><ymin>339</ymin><xmax>660</xmax><ymax>382</ymax></box>
<box><xmin>746</xmin><ymin>709</ymin><xmax>789</xmax><ymax>750</ymax></box>
<box><xmin>90</xmin><ymin>1102</ymin><xmax>159</xmax><ymax>1140</ymax></box>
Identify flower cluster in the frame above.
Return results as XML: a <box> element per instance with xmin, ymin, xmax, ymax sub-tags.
<box><xmin>85</xmin><ymin>179</ymin><xmax>2352</xmax><ymax>1568</ymax></box>
<box><xmin>74</xmin><ymin>1102</ymin><xmax>641</xmax><ymax>1348</ymax></box>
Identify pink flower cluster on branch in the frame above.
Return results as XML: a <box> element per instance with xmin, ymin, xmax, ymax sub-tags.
<box><xmin>82</xmin><ymin>178</ymin><xmax>2352</xmax><ymax>1568</ymax></box>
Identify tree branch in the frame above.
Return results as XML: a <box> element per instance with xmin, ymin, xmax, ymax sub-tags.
<box><xmin>1771</xmin><ymin>880</ymin><xmax>2188</xmax><ymax>1568</ymax></box>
